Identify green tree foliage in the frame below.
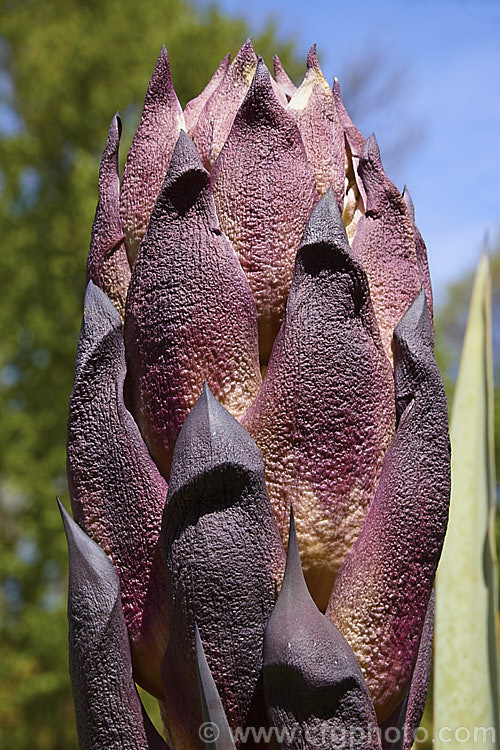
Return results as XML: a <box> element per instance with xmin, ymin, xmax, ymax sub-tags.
<box><xmin>0</xmin><ymin>2</ymin><xmax>300</xmax><ymax>746</ymax></box>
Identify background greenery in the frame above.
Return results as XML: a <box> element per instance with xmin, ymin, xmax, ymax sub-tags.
<box><xmin>0</xmin><ymin>1</ymin><xmax>497</xmax><ymax>748</ymax></box>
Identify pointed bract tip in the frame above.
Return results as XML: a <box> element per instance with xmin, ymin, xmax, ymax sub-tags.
<box><xmin>58</xmin><ymin>498</ymin><xmax>83</xmax><ymax>560</ymax></box>
<box><xmin>143</xmin><ymin>45</ymin><xmax>175</xmax><ymax>104</ymax></box>
<box><xmin>264</xmin><ymin>506</ymin><xmax>380</xmax><ymax>744</ymax></box>
<box><xmin>282</xmin><ymin>504</ymin><xmax>309</xmax><ymax>599</ymax></box>
<box><xmin>154</xmin><ymin>44</ymin><xmax>171</xmax><ymax>72</ymax></box>
<box><xmin>286</xmin><ymin>504</ymin><xmax>300</xmax><ymax>567</ymax></box>
<box><xmin>201</xmin><ymin>380</ymin><xmax>212</xmax><ymax>399</ymax></box>
<box><xmin>399</xmin><ymin>288</ymin><xmax>429</xmax><ymax>328</ymax></box>
<box><xmin>306</xmin><ymin>44</ymin><xmax>319</xmax><ymax>69</ymax></box>
<box><xmin>194</xmin><ymin>622</ymin><xmax>205</xmax><ymax>672</ymax></box>
<box><xmin>57</xmin><ymin>496</ymin><xmax>69</xmax><ymax>525</ymax></box>
<box><xmin>323</xmin><ymin>186</ymin><xmax>337</xmax><ymax>207</ymax></box>
<box><xmin>402</xmin><ymin>185</ymin><xmax>415</xmax><ymax>221</ymax></box>
<box><xmin>253</xmin><ymin>56</ymin><xmax>270</xmax><ymax>82</ymax></box>
<box><xmin>272</xmin><ymin>53</ymin><xmax>288</xmax><ymax>75</ymax></box>
<box><xmin>245</xmin><ymin>57</ymin><xmax>274</xmax><ymax>102</ymax></box>
<box><xmin>300</xmin><ymin>187</ymin><xmax>349</xmax><ymax>251</ymax></box>
<box><xmin>58</xmin><ymin>495</ymin><xmax>120</xmax><ymax>596</ymax></box>
<box><xmin>99</xmin><ymin>114</ymin><xmax>121</xmax><ymax>178</ymax></box>
<box><xmin>156</xmin><ymin>130</ymin><xmax>207</xmax><ymax>199</ymax></box>
<box><xmin>171</xmin><ymin>128</ymin><xmax>205</xmax><ymax>170</ymax></box>
<box><xmin>195</xmin><ymin>625</ymin><xmax>236</xmax><ymax>750</ymax></box>
<box><xmin>194</xmin><ymin>380</ymin><xmax>220</xmax><ymax>422</ymax></box>
<box><xmin>394</xmin><ymin>289</ymin><xmax>433</xmax><ymax>354</ymax></box>
<box><xmin>332</xmin><ymin>77</ymin><xmax>346</xmax><ymax>106</ymax></box>
<box><xmin>83</xmin><ymin>280</ymin><xmax>122</xmax><ymax>329</ymax></box>
<box><xmin>109</xmin><ymin>112</ymin><xmax>122</xmax><ymax>141</ymax></box>
<box><xmin>194</xmin><ymin>625</ymin><xmax>210</xmax><ymax>691</ymax></box>
<box><xmin>74</xmin><ymin>281</ymin><xmax>123</xmax><ymax>382</ymax></box>
<box><xmin>235</xmin><ymin>37</ymin><xmax>255</xmax><ymax>60</ymax></box>
<box><xmin>167</xmin><ymin>384</ymin><xmax>265</xmax><ymax>498</ymax></box>
<box><xmin>363</xmin><ymin>133</ymin><xmax>382</xmax><ymax>163</ymax></box>
<box><xmin>182</xmin><ymin>382</ymin><xmax>255</xmax><ymax>453</ymax></box>
<box><xmin>58</xmin><ymin>495</ymin><xmax>86</xmax><ymax>555</ymax></box>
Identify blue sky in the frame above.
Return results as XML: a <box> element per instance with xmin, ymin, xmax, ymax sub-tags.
<box><xmin>199</xmin><ymin>0</ymin><xmax>500</xmax><ymax>303</ymax></box>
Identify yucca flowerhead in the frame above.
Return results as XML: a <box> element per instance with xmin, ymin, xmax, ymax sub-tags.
<box><xmin>63</xmin><ymin>40</ymin><xmax>450</xmax><ymax>750</ymax></box>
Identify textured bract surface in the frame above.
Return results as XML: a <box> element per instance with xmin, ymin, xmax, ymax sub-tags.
<box><xmin>124</xmin><ymin>132</ymin><xmax>261</xmax><ymax>478</ymax></box>
<box><xmin>67</xmin><ymin>282</ymin><xmax>168</xmax><ymax>698</ymax></box>
<box><xmin>64</xmin><ymin>41</ymin><xmax>450</xmax><ymax>750</ymax></box>
<box><xmin>211</xmin><ymin>60</ymin><xmax>318</xmax><ymax>364</ymax></box>
<box><xmin>59</xmin><ymin>500</ymin><xmax>167</xmax><ymax>750</ymax></box>
<box><xmin>327</xmin><ymin>293</ymin><xmax>450</xmax><ymax>721</ymax></box>
<box><xmin>243</xmin><ymin>191</ymin><xmax>395</xmax><ymax>610</ymax></box>
<box><xmin>263</xmin><ymin>511</ymin><xmax>381</xmax><ymax>750</ymax></box>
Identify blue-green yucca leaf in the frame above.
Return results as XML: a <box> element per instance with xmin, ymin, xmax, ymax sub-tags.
<box><xmin>434</xmin><ymin>252</ymin><xmax>499</xmax><ymax>749</ymax></box>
